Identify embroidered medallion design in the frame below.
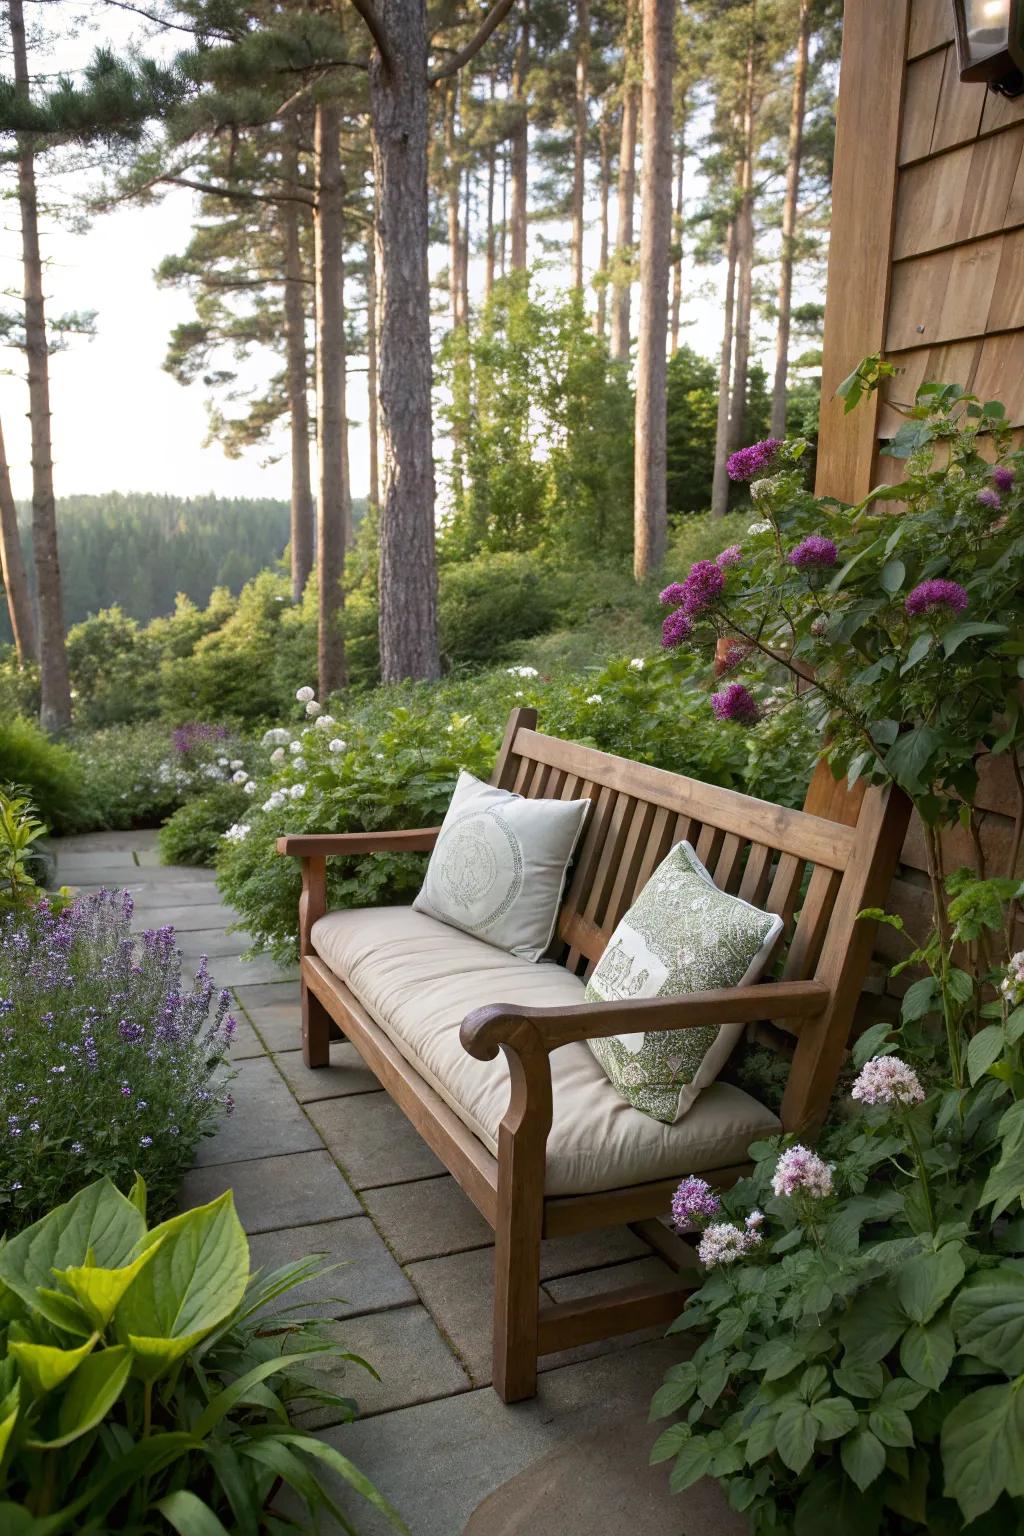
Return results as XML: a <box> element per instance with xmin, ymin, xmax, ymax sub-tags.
<box><xmin>433</xmin><ymin>809</ymin><xmax>524</xmax><ymax>932</ymax></box>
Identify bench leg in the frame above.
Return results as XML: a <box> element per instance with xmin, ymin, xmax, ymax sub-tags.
<box><xmin>302</xmin><ymin>981</ymin><xmax>331</xmax><ymax>1068</ymax></box>
<box><xmin>492</xmin><ymin>1131</ymin><xmax>544</xmax><ymax>1403</ymax></box>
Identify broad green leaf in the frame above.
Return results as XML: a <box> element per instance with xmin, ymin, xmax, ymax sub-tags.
<box><xmin>967</xmin><ymin>1025</ymin><xmax>1005</xmax><ymax>1086</ymax></box>
<box><xmin>8</xmin><ymin>1334</ymin><xmax>97</xmax><ymax>1395</ymax></box>
<box><xmin>980</xmin><ymin>1135</ymin><xmax>1024</xmax><ymax>1220</ymax></box>
<box><xmin>811</xmin><ymin>1395</ymin><xmax>859</xmax><ymax>1440</ymax></box>
<box><xmin>841</xmin><ymin>1428</ymin><xmax>886</xmax><ymax>1491</ymax></box>
<box><xmin>942</xmin><ymin>621</ymin><xmax>1007</xmax><ymax>659</ymax></box>
<box><xmin>833</xmin><ymin>1359</ymin><xmax>883</xmax><ymax>1398</ymax></box>
<box><xmin>649</xmin><ymin>1422</ymin><xmax>691</xmax><ymax>1465</ymax></box>
<box><xmin>0</xmin><ymin>1398</ymin><xmax>19</xmax><ymax>1463</ymax></box>
<box><xmin>795</xmin><ymin>1462</ymin><xmax>883</xmax><ymax>1536</ymax></box>
<box><xmin>650</xmin><ymin>1361</ymin><xmax>697</xmax><ymax>1419</ymax></box>
<box><xmin>880</xmin><ymin>558</ymin><xmax>905</xmax><ymax>593</ymax></box>
<box><xmin>852</xmin><ymin>1021</ymin><xmax>895</xmax><ymax>1068</ymax></box>
<box><xmin>775</xmin><ymin>1402</ymin><xmax>818</xmax><ymax>1473</ymax></box>
<box><xmin>750</xmin><ymin>1338</ymin><xmax>804</xmax><ymax>1381</ymax></box>
<box><xmin>900</xmin><ymin>1312</ymin><xmax>955</xmax><ymax>1389</ymax></box>
<box><xmin>154</xmin><ymin>1491</ymin><xmax>232</xmax><ymax>1536</ymax></box>
<box><xmin>839</xmin><ymin>1282</ymin><xmax>907</xmax><ymax>1363</ymax></box>
<box><xmin>868</xmin><ymin>1405</ymin><xmax>914</xmax><ymax>1447</ymax></box>
<box><xmin>951</xmin><ymin>1270</ymin><xmax>1024</xmax><ymax>1375</ymax></box>
<box><xmin>900</xmin><ymin>631</ymin><xmax>932</xmax><ymax>675</ymax></box>
<box><xmin>25</xmin><ymin>1346</ymin><xmax>132</xmax><ymax>1450</ymax></box>
<box><xmin>900</xmin><ymin>975</ymin><xmax>940</xmax><ymax>1023</ymax></box>
<box><xmin>895</xmin><ymin>1244</ymin><xmax>965</xmax><ymax>1325</ymax></box>
<box><xmin>115</xmin><ymin>1193</ymin><xmax>248</xmax><ymax>1382</ymax></box>
<box><xmin>0</xmin><ymin>1179</ymin><xmax>144</xmax><ymax>1325</ymax></box>
<box><xmin>669</xmin><ymin>1436</ymin><xmax>713</xmax><ymax>1494</ymax></box>
<box><xmin>52</xmin><ymin>1238</ymin><xmax>164</xmax><ymax>1331</ymax></box>
<box><xmin>744</xmin><ymin>1406</ymin><xmax>780</xmax><ymax>1464</ymax></box>
<box><xmin>883</xmin><ymin>727</ymin><xmax>943</xmax><ymax>796</ymax></box>
<box><xmin>942</xmin><ymin>1383</ymin><xmax>1024</xmax><ymax>1522</ymax></box>
<box><xmin>127</xmin><ymin>1173</ymin><xmax>147</xmax><ymax>1221</ymax></box>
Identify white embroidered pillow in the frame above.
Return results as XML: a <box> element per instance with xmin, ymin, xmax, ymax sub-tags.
<box><xmin>413</xmin><ymin>771</ymin><xmax>589</xmax><ymax>962</ymax></box>
<box><xmin>586</xmin><ymin>841</ymin><xmax>783</xmax><ymax>1122</ymax></box>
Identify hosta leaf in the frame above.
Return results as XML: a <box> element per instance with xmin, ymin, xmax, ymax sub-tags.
<box><xmin>899</xmin><ymin>1313</ymin><xmax>955</xmax><ymax>1389</ymax></box>
<box><xmin>942</xmin><ymin>1383</ymin><xmax>1024</xmax><ymax>1522</ymax></box>
<box><xmin>52</xmin><ymin>1238</ymin><xmax>164</xmax><ymax>1331</ymax></box>
<box><xmin>0</xmin><ymin>1179</ymin><xmax>144</xmax><ymax>1326</ymax></box>
<box><xmin>115</xmin><ymin>1193</ymin><xmax>248</xmax><ymax>1381</ymax></box>
<box><xmin>8</xmin><ymin>1334</ymin><xmax>97</xmax><ymax>1395</ymax></box>
<box><xmin>774</xmin><ymin>1401</ymin><xmax>818</xmax><ymax>1473</ymax></box>
<box><xmin>25</xmin><ymin>1346</ymin><xmax>132</xmax><ymax>1450</ymax></box>
<box><xmin>951</xmin><ymin>1270</ymin><xmax>1024</xmax><ymax>1375</ymax></box>
<box><xmin>154</xmin><ymin>1491</ymin><xmax>232</xmax><ymax>1536</ymax></box>
<box><xmin>841</xmin><ymin>1428</ymin><xmax>886</xmax><ymax>1491</ymax></box>
<box><xmin>0</xmin><ymin>1398</ymin><xmax>19</xmax><ymax>1463</ymax></box>
<box><xmin>895</xmin><ymin>1245</ymin><xmax>965</xmax><ymax>1325</ymax></box>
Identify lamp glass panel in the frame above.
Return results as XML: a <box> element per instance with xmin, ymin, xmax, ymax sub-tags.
<box><xmin>961</xmin><ymin>0</ymin><xmax>1011</xmax><ymax>60</ymax></box>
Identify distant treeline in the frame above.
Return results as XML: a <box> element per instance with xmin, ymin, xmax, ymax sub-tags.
<box><xmin>2</xmin><ymin>493</ymin><xmax>365</xmax><ymax>640</ymax></box>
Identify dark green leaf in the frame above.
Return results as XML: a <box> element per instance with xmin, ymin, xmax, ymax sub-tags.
<box><xmin>899</xmin><ymin>1312</ymin><xmax>955</xmax><ymax>1389</ymax></box>
<box><xmin>775</xmin><ymin>1401</ymin><xmax>818</xmax><ymax>1473</ymax></box>
<box><xmin>649</xmin><ymin>1422</ymin><xmax>691</xmax><ymax>1465</ymax></box>
<box><xmin>839</xmin><ymin>1282</ymin><xmax>908</xmax><ymax>1363</ymax></box>
<box><xmin>941</xmin><ymin>1383</ymin><xmax>1024</xmax><ymax>1522</ymax></box>
<box><xmin>895</xmin><ymin>1245</ymin><xmax>965</xmax><ymax>1325</ymax></box>
<box><xmin>880</xmin><ymin>559</ymin><xmax>905</xmax><ymax>593</ymax></box>
<box><xmin>951</xmin><ymin>1270</ymin><xmax>1024</xmax><ymax>1375</ymax></box>
<box><xmin>868</xmin><ymin>1405</ymin><xmax>914</xmax><ymax>1448</ymax></box>
<box><xmin>980</xmin><ymin>1136</ymin><xmax>1024</xmax><ymax>1220</ymax></box>
<box><xmin>942</xmin><ymin>622</ymin><xmax>1008</xmax><ymax>659</ymax></box>
<box><xmin>841</xmin><ymin>1428</ymin><xmax>886</xmax><ymax>1491</ymax></box>
<box><xmin>669</xmin><ymin>1436</ymin><xmax>713</xmax><ymax>1494</ymax></box>
<box><xmin>967</xmin><ymin>1025</ymin><xmax>1005</xmax><ymax>1085</ymax></box>
<box><xmin>750</xmin><ymin>1339</ymin><xmax>805</xmax><ymax>1381</ymax></box>
<box><xmin>833</xmin><ymin>1359</ymin><xmax>883</xmax><ymax>1399</ymax></box>
<box><xmin>154</xmin><ymin>1491</ymin><xmax>232</xmax><ymax>1536</ymax></box>
<box><xmin>811</xmin><ymin>1396</ymin><xmax>859</xmax><ymax>1440</ymax></box>
<box><xmin>883</xmin><ymin>727</ymin><xmax>943</xmax><ymax>796</ymax></box>
<box><xmin>900</xmin><ymin>630</ymin><xmax>933</xmax><ymax>675</ymax></box>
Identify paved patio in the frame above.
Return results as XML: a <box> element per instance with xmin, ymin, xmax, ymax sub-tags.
<box><xmin>57</xmin><ymin>830</ymin><xmax>744</xmax><ymax>1536</ymax></box>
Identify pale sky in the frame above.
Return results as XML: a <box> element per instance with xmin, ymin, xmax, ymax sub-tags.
<box><xmin>0</xmin><ymin>2</ymin><xmax>785</xmax><ymax>508</ymax></box>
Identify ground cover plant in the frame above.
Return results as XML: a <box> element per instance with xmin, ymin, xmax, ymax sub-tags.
<box><xmin>0</xmin><ymin>1175</ymin><xmax>406</xmax><ymax>1533</ymax></box>
<box><xmin>0</xmin><ymin>890</ymin><xmax>235</xmax><ymax>1231</ymax></box>
<box><xmin>68</xmin><ymin>720</ymin><xmax>256</xmax><ymax>833</ymax></box>
<box><xmin>652</xmin><ymin>372</ymin><xmax>1024</xmax><ymax>1532</ymax></box>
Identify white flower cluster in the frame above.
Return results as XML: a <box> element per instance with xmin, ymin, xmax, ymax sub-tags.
<box><xmin>222</xmin><ymin>822</ymin><xmax>250</xmax><ymax>844</ymax></box>
<box><xmin>585</xmin><ymin>693</ymin><xmax>602</xmax><ymax>705</ymax></box>
<box><xmin>1000</xmin><ymin>951</ymin><xmax>1024</xmax><ymax>1008</ymax></box>
<box><xmin>697</xmin><ymin>1214</ymin><xmax>763</xmax><ymax>1269</ymax></box>
<box><xmin>771</xmin><ymin>1145</ymin><xmax>834</xmax><ymax>1200</ymax></box>
<box><xmin>747</xmin><ymin>519</ymin><xmax>773</xmax><ymax>536</ymax></box>
<box><xmin>629</xmin><ymin>657</ymin><xmax>645</xmax><ymax>671</ymax></box>
<box><xmin>262</xmin><ymin>727</ymin><xmax>292</xmax><ymax>748</ymax></box>
<box><xmin>851</xmin><ymin>1055</ymin><xmax>925</xmax><ymax>1109</ymax></box>
<box><xmin>506</xmin><ymin>665</ymin><xmax>538</xmax><ymax>678</ymax></box>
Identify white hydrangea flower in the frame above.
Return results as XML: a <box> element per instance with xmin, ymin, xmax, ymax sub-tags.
<box><xmin>292</xmin><ymin>756</ymin><xmax>306</xmax><ymax>771</ymax></box>
<box><xmin>290</xmin><ymin>741</ymin><xmax>303</xmax><ymax>755</ymax></box>
<box><xmin>305</xmin><ymin>699</ymin><xmax>322</xmax><ymax>717</ymax></box>
<box><xmin>231</xmin><ymin>770</ymin><xmax>249</xmax><ymax>785</ymax></box>
<box><xmin>328</xmin><ymin>739</ymin><xmax>345</xmax><ymax>754</ymax></box>
<box><xmin>629</xmin><ymin>657</ymin><xmax>645</xmax><ymax>671</ymax></box>
<box><xmin>506</xmin><ymin>665</ymin><xmax>538</xmax><ymax>678</ymax></box>
<box><xmin>230</xmin><ymin>759</ymin><xmax>244</xmax><ymax>771</ymax></box>
<box><xmin>290</xmin><ymin>783</ymin><xmax>306</xmax><ymax>799</ymax></box>
<box><xmin>243</xmin><ymin>780</ymin><xmax>258</xmax><ymax>795</ymax></box>
<box><xmin>202</xmin><ymin>764</ymin><xmax>220</xmax><ymax>779</ymax></box>
<box><xmin>263</xmin><ymin>727</ymin><xmax>292</xmax><ymax>747</ymax></box>
<box><xmin>296</xmin><ymin>686</ymin><xmax>315</xmax><ymax>703</ymax></box>
<box><xmin>314</xmin><ymin>714</ymin><xmax>336</xmax><ymax>730</ymax></box>
<box><xmin>586</xmin><ymin>693</ymin><xmax>603</xmax><ymax>705</ymax></box>
<box><xmin>217</xmin><ymin>756</ymin><xmax>230</xmax><ymax>766</ymax></box>
<box><xmin>261</xmin><ymin>797</ymin><xmax>279</xmax><ymax>813</ymax></box>
<box><xmin>270</xmin><ymin>747</ymin><xmax>285</xmax><ymax>764</ymax></box>
<box><xmin>514</xmin><ymin>689</ymin><xmax>524</xmax><ymax>698</ymax></box>
<box><xmin>222</xmin><ymin>822</ymin><xmax>250</xmax><ymax>843</ymax></box>
<box><xmin>747</xmin><ymin>519</ymin><xmax>773</xmax><ymax>536</ymax></box>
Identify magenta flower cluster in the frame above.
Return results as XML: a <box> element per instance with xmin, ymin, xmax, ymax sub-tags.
<box><xmin>660</xmin><ymin>561</ymin><xmax>728</xmax><ymax>650</ymax></box>
<box><xmin>726</xmin><ymin>438</ymin><xmax>782</xmax><ymax>482</ymax></box>
<box><xmin>711</xmin><ymin>682</ymin><xmax>760</xmax><ymax>725</ymax></box>
<box><xmin>715</xmin><ymin>545</ymin><xmax>743</xmax><ymax>568</ymax></box>
<box><xmin>172</xmin><ymin>721</ymin><xmax>229</xmax><ymax>756</ymax></box>
<box><xmin>992</xmin><ymin>465</ymin><xmax>1014</xmax><ymax>493</ymax></box>
<box><xmin>904</xmin><ymin>579</ymin><xmax>969</xmax><ymax>618</ymax></box>
<box><xmin>671</xmin><ymin>1175</ymin><xmax>721</xmax><ymax>1229</ymax></box>
<box><xmin>787</xmin><ymin>535</ymin><xmax>838</xmax><ymax>570</ymax></box>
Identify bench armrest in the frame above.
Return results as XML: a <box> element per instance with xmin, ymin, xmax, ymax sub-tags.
<box><xmin>277</xmin><ymin>828</ymin><xmax>441</xmax><ymax>857</ymax></box>
<box><xmin>460</xmin><ymin>980</ymin><xmax>831</xmax><ymax>1060</ymax></box>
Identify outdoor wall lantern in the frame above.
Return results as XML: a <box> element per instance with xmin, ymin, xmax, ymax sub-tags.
<box><xmin>952</xmin><ymin>0</ymin><xmax>1024</xmax><ymax>96</ymax></box>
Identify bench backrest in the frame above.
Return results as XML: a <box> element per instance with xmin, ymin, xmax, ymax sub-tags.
<box><xmin>491</xmin><ymin>707</ymin><xmax>911</xmax><ymax>1132</ymax></box>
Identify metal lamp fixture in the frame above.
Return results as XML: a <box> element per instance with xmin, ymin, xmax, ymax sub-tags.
<box><xmin>952</xmin><ymin>0</ymin><xmax>1024</xmax><ymax>96</ymax></box>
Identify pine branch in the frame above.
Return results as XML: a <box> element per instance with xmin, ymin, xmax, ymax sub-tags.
<box><xmin>429</xmin><ymin>0</ymin><xmax>519</xmax><ymax>83</ymax></box>
<box><xmin>348</xmin><ymin>0</ymin><xmax>394</xmax><ymax>72</ymax></box>
<box><xmin>166</xmin><ymin>175</ymin><xmax>316</xmax><ymax>207</ymax></box>
<box><xmin>99</xmin><ymin>0</ymin><xmax>239</xmax><ymax>42</ymax></box>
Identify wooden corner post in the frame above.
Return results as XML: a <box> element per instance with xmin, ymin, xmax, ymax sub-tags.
<box><xmin>299</xmin><ymin>855</ymin><xmax>331</xmax><ymax>1068</ymax></box>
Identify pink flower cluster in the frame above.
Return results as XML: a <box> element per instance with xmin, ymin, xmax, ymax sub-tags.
<box><xmin>993</xmin><ymin>465</ymin><xmax>1014</xmax><ymax>493</ymax></box>
<box><xmin>787</xmin><ymin>535</ymin><xmax>838</xmax><ymax>570</ymax></box>
<box><xmin>659</xmin><ymin>560</ymin><xmax>729</xmax><ymax>650</ymax></box>
<box><xmin>726</xmin><ymin>438</ymin><xmax>782</xmax><ymax>482</ymax></box>
<box><xmin>697</xmin><ymin>1215</ymin><xmax>763</xmax><ymax>1268</ymax></box>
<box><xmin>671</xmin><ymin>1175</ymin><xmax>721</xmax><ymax>1229</ymax></box>
<box><xmin>977</xmin><ymin>488</ymin><xmax>1002</xmax><ymax>511</ymax></box>
<box><xmin>850</xmin><ymin>1055</ymin><xmax>925</xmax><ymax>1108</ymax></box>
<box><xmin>716</xmin><ymin>545</ymin><xmax>743</xmax><ymax>568</ymax></box>
<box><xmin>711</xmin><ymin>682</ymin><xmax>760</xmax><ymax>725</ymax></box>
<box><xmin>904</xmin><ymin>579</ymin><xmax>969</xmax><ymax>618</ymax></box>
<box><xmin>771</xmin><ymin>1144</ymin><xmax>833</xmax><ymax>1200</ymax></box>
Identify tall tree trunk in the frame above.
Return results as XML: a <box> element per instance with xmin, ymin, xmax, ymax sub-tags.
<box><xmin>509</xmin><ymin>11</ymin><xmax>529</xmax><ymax>272</ymax></box>
<box><xmin>571</xmin><ymin>0</ymin><xmax>589</xmax><ymax>291</ymax></box>
<box><xmin>368</xmin><ymin>0</ymin><xmax>440</xmax><ymax>683</ymax></box>
<box><xmin>0</xmin><ymin>415</ymin><xmax>37</xmax><ymax>665</ymax></box>
<box><xmin>669</xmin><ymin>113</ymin><xmax>685</xmax><ymax>354</ymax></box>
<box><xmin>460</xmin><ymin>166</ymin><xmax>471</xmax><ymax>324</ymax></box>
<box><xmin>10</xmin><ymin>0</ymin><xmax>70</xmax><ymax>732</ymax></box>
<box><xmin>710</xmin><ymin>217</ymin><xmax>738</xmax><ymax>518</ymax></box>
<box><xmin>771</xmin><ymin>0</ymin><xmax>810</xmax><ymax>440</ymax></box>
<box><xmin>594</xmin><ymin>112</ymin><xmax>611</xmax><ymax>336</ymax></box>
<box><xmin>633</xmin><ymin>0</ymin><xmax>674</xmax><ymax>581</ymax></box>
<box><xmin>485</xmin><ymin>139</ymin><xmax>497</xmax><ymax>302</ymax></box>
<box><xmin>314</xmin><ymin>101</ymin><xmax>347</xmax><ymax>695</ymax></box>
<box><xmin>610</xmin><ymin>0</ymin><xmax>639</xmax><ymax>363</ymax></box>
<box><xmin>728</xmin><ymin>16</ymin><xmax>757</xmax><ymax>454</ymax></box>
<box><xmin>282</xmin><ymin>121</ymin><xmax>315</xmax><ymax>601</ymax></box>
<box><xmin>445</xmin><ymin>79</ymin><xmax>462</xmax><ymax>329</ymax></box>
<box><xmin>500</xmin><ymin>143</ymin><xmax>508</xmax><ymax>278</ymax></box>
<box><xmin>366</xmin><ymin>223</ymin><xmax>380</xmax><ymax>514</ymax></box>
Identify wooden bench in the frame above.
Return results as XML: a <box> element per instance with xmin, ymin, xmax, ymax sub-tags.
<box><xmin>278</xmin><ymin>708</ymin><xmax>910</xmax><ymax>1402</ymax></box>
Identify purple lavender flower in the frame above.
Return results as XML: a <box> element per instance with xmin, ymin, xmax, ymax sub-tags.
<box><xmin>671</xmin><ymin>1176</ymin><xmax>721</xmax><ymax>1230</ymax></box>
<box><xmin>904</xmin><ymin>579</ymin><xmax>969</xmax><ymax>618</ymax></box>
<box><xmin>711</xmin><ymin>683</ymin><xmax>760</xmax><ymax>725</ymax></box>
<box><xmin>139</xmin><ymin>1135</ymin><xmax>153</xmax><ymax>1149</ymax></box>
<box><xmin>661</xmin><ymin>609</ymin><xmax>693</xmax><ymax>649</ymax></box>
<box><xmin>787</xmin><ymin>535</ymin><xmax>838</xmax><ymax>570</ymax></box>
<box><xmin>659</xmin><ymin>582</ymin><xmax>687</xmax><ymax>608</ymax></box>
<box><xmin>977</xmin><ymin>488</ymin><xmax>1001</xmax><ymax>510</ymax></box>
<box><xmin>992</xmin><ymin>466</ymin><xmax>1014</xmax><ymax>493</ymax></box>
<box><xmin>727</xmin><ymin>438</ymin><xmax>782</xmax><ymax>482</ymax></box>
<box><xmin>680</xmin><ymin>560</ymin><xmax>726</xmax><ymax>615</ymax></box>
<box><xmin>715</xmin><ymin>545</ymin><xmax>742</xmax><ymax>568</ymax></box>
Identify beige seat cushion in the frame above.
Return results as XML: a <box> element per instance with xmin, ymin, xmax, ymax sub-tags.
<box><xmin>311</xmin><ymin>905</ymin><xmax>781</xmax><ymax>1198</ymax></box>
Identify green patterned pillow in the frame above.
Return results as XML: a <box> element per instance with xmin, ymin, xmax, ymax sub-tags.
<box><xmin>585</xmin><ymin>842</ymin><xmax>783</xmax><ymax>1123</ymax></box>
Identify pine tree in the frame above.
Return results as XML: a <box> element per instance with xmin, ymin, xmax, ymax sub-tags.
<box><xmin>0</xmin><ymin>413</ymin><xmax>37</xmax><ymax>664</ymax></box>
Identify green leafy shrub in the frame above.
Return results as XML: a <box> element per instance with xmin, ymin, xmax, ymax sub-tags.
<box><xmin>66</xmin><ymin>606</ymin><xmax>161</xmax><ymax>727</ymax></box>
<box><xmin>0</xmin><ymin>1176</ymin><xmax>405</xmax><ymax>1533</ymax></box>
<box><xmin>0</xmin><ymin>790</ymin><xmax>70</xmax><ymax>913</ymax></box>
<box><xmin>0</xmin><ymin>890</ymin><xmax>234</xmax><ymax>1230</ymax></box>
<box><xmin>438</xmin><ymin>552</ymin><xmax>575</xmax><ymax>666</ymax></box>
<box><xmin>70</xmin><ymin>720</ymin><xmax>253</xmax><ymax>832</ymax></box>
<box><xmin>216</xmin><ymin>656</ymin><xmax>817</xmax><ymax>964</ymax></box>
<box><xmin>0</xmin><ymin>650</ymin><xmax>39</xmax><ymax>719</ymax></box>
<box><xmin>159</xmin><ymin>781</ymin><xmax>252</xmax><ymax>867</ymax></box>
<box><xmin>0</xmin><ymin>716</ymin><xmax>83</xmax><ymax>833</ymax></box>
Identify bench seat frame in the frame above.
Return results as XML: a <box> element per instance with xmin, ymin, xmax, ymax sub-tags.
<box><xmin>280</xmin><ymin>708</ymin><xmax>910</xmax><ymax>1401</ymax></box>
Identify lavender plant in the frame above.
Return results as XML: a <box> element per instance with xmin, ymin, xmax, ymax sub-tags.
<box><xmin>0</xmin><ymin>890</ymin><xmax>234</xmax><ymax>1229</ymax></box>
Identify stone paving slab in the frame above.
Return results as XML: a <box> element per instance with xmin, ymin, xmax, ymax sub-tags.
<box><xmin>308</xmin><ymin>1094</ymin><xmax>446</xmax><ymax>1189</ymax></box>
<box><xmin>543</xmin><ymin>1255</ymin><xmax>679</xmax><ymax>1306</ymax></box>
<box><xmin>274</xmin><ymin>1046</ymin><xmax>381</xmax><ymax>1103</ymax></box>
<box><xmin>193</xmin><ymin>1057</ymin><xmax>322</xmax><ymax>1166</ymax></box>
<box><xmin>234</xmin><ymin>980</ymin><xmax>303</xmax><ymax>1011</ymax></box>
<box><xmin>298</xmin><ymin>1305</ymin><xmax>472</xmax><ymax>1425</ymax></box>
<box><xmin>54</xmin><ymin>830</ymin><xmax>161</xmax><ymax>853</ymax></box>
<box><xmin>294</xmin><ymin>1338</ymin><xmax>695</xmax><ymax>1536</ymax></box>
<box><xmin>227</xmin><ymin>1018</ymin><xmax>265</xmax><ymax>1061</ymax></box>
<box><xmin>247</xmin><ymin>1215</ymin><xmax>416</xmax><ymax>1320</ymax></box>
<box><xmin>143</xmin><ymin>902</ymin><xmax>236</xmax><ymax>933</ymax></box>
<box><xmin>180</xmin><ymin>1150</ymin><xmax>361</xmax><ymax>1233</ymax></box>
<box><xmin>203</xmin><ymin>953</ymin><xmax>299</xmax><ymax>988</ymax></box>
<box><xmin>361</xmin><ymin>1174</ymin><xmax>493</xmax><ymax>1265</ymax></box>
<box><xmin>240</xmin><ymin>1003</ymin><xmax>303</xmax><ymax>1053</ymax></box>
<box><xmin>177</xmin><ymin>927</ymin><xmax>257</xmax><ymax>960</ymax></box>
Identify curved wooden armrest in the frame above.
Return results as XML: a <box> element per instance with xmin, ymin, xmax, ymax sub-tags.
<box><xmin>277</xmin><ymin>828</ymin><xmax>441</xmax><ymax>857</ymax></box>
<box><xmin>460</xmin><ymin>980</ymin><xmax>831</xmax><ymax>1060</ymax></box>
